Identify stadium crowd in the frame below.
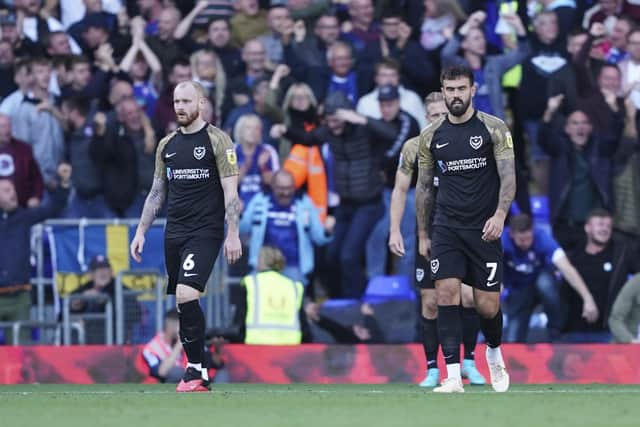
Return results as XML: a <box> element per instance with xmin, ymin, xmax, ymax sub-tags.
<box><xmin>1</xmin><ymin>0</ymin><xmax>640</xmax><ymax>346</ymax></box>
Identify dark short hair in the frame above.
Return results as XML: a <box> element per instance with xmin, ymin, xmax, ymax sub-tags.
<box><xmin>586</xmin><ymin>208</ymin><xmax>612</xmax><ymax>222</ymax></box>
<box><xmin>43</xmin><ymin>30</ymin><xmax>67</xmax><ymax>48</ymax></box>
<box><xmin>209</xmin><ymin>17</ymin><xmax>230</xmax><ymax>30</ymax></box>
<box><xmin>170</xmin><ymin>56</ymin><xmax>191</xmax><ymax>70</ymax></box>
<box><xmin>598</xmin><ymin>63</ymin><xmax>621</xmax><ymax>78</ymax></box>
<box><xmin>63</xmin><ymin>96</ymin><xmax>91</xmax><ymax>117</ymax></box>
<box><xmin>509</xmin><ymin>213</ymin><xmax>533</xmax><ymax>232</ymax></box>
<box><xmin>440</xmin><ymin>64</ymin><xmax>474</xmax><ymax>86</ymax></box>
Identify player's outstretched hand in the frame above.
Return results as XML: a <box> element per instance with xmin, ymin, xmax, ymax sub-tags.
<box><xmin>130</xmin><ymin>233</ymin><xmax>145</xmax><ymax>263</ymax></box>
<box><xmin>582</xmin><ymin>298</ymin><xmax>599</xmax><ymax>323</ymax></box>
<box><xmin>418</xmin><ymin>236</ymin><xmax>431</xmax><ymax>259</ymax></box>
<box><xmin>482</xmin><ymin>214</ymin><xmax>505</xmax><ymax>241</ymax></box>
<box><xmin>224</xmin><ymin>234</ymin><xmax>242</xmax><ymax>264</ymax></box>
<box><xmin>388</xmin><ymin>230</ymin><xmax>405</xmax><ymax>257</ymax></box>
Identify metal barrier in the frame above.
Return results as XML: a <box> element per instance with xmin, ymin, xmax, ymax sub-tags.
<box><xmin>115</xmin><ymin>270</ymin><xmax>164</xmax><ymax>345</ymax></box>
<box><xmin>27</xmin><ymin>218</ymin><xmax>235</xmax><ymax>345</ymax></box>
<box><xmin>61</xmin><ymin>294</ymin><xmax>113</xmax><ymax>345</ymax></box>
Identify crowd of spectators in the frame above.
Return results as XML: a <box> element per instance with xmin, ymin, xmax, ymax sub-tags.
<box><xmin>0</xmin><ymin>0</ymin><xmax>639</xmax><ymax>344</ymax></box>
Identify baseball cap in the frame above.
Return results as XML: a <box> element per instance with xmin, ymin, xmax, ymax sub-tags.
<box><xmin>377</xmin><ymin>84</ymin><xmax>400</xmax><ymax>101</ymax></box>
<box><xmin>89</xmin><ymin>255</ymin><xmax>111</xmax><ymax>271</ymax></box>
<box><xmin>324</xmin><ymin>91</ymin><xmax>353</xmax><ymax>115</ymax></box>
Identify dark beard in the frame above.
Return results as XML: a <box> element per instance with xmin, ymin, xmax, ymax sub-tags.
<box><xmin>446</xmin><ymin>97</ymin><xmax>471</xmax><ymax>117</ymax></box>
<box><xmin>177</xmin><ymin>110</ymin><xmax>199</xmax><ymax>126</ymax></box>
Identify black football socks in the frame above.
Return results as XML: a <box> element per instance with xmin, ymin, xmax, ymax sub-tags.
<box><xmin>178</xmin><ymin>300</ymin><xmax>205</xmax><ymax>369</ymax></box>
<box><xmin>421</xmin><ymin>316</ymin><xmax>439</xmax><ymax>369</ymax></box>
<box><xmin>462</xmin><ymin>307</ymin><xmax>480</xmax><ymax>360</ymax></box>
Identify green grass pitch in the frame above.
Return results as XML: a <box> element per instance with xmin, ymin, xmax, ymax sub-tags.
<box><xmin>1</xmin><ymin>384</ymin><xmax>638</xmax><ymax>427</ymax></box>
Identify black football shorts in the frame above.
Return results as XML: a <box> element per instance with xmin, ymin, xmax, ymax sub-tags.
<box><xmin>415</xmin><ymin>252</ymin><xmax>435</xmax><ymax>289</ymax></box>
<box><xmin>164</xmin><ymin>235</ymin><xmax>223</xmax><ymax>294</ymax></box>
<box><xmin>429</xmin><ymin>225</ymin><xmax>503</xmax><ymax>292</ymax></box>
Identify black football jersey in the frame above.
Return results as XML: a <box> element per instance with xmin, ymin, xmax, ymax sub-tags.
<box><xmin>155</xmin><ymin>123</ymin><xmax>238</xmax><ymax>239</ymax></box>
<box><xmin>417</xmin><ymin>110</ymin><xmax>514</xmax><ymax>229</ymax></box>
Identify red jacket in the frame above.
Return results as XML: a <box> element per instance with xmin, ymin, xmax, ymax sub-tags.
<box><xmin>0</xmin><ymin>138</ymin><xmax>44</xmax><ymax>206</ymax></box>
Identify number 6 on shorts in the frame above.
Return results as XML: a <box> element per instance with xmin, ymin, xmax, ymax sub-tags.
<box><xmin>183</xmin><ymin>253</ymin><xmax>195</xmax><ymax>271</ymax></box>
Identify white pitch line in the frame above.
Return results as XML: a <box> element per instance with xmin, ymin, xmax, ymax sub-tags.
<box><xmin>1</xmin><ymin>388</ymin><xmax>640</xmax><ymax>396</ymax></box>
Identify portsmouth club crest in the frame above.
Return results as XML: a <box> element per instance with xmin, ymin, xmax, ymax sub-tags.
<box><xmin>469</xmin><ymin>135</ymin><xmax>483</xmax><ymax>150</ymax></box>
<box><xmin>416</xmin><ymin>268</ymin><xmax>424</xmax><ymax>282</ymax></box>
<box><xmin>193</xmin><ymin>146</ymin><xmax>206</xmax><ymax>160</ymax></box>
<box><xmin>430</xmin><ymin>259</ymin><xmax>439</xmax><ymax>274</ymax></box>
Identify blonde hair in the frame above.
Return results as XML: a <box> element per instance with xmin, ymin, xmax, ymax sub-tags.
<box><xmin>258</xmin><ymin>246</ymin><xmax>286</xmax><ymax>272</ymax></box>
<box><xmin>190</xmin><ymin>49</ymin><xmax>227</xmax><ymax>126</ymax></box>
<box><xmin>433</xmin><ymin>0</ymin><xmax>467</xmax><ymax>21</ymax></box>
<box><xmin>424</xmin><ymin>91</ymin><xmax>444</xmax><ymax>109</ymax></box>
<box><xmin>282</xmin><ymin>82</ymin><xmax>317</xmax><ymax>111</ymax></box>
<box><xmin>233</xmin><ymin>114</ymin><xmax>262</xmax><ymax>144</ymax></box>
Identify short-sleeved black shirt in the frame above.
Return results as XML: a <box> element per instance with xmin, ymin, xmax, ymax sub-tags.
<box><xmin>155</xmin><ymin>123</ymin><xmax>238</xmax><ymax>239</ymax></box>
<box><xmin>417</xmin><ymin>110</ymin><xmax>514</xmax><ymax>229</ymax></box>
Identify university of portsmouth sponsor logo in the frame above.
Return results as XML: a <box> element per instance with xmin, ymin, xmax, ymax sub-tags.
<box><xmin>166</xmin><ymin>167</ymin><xmax>173</xmax><ymax>180</ymax></box>
<box><xmin>470</xmin><ymin>135</ymin><xmax>483</xmax><ymax>150</ymax></box>
<box><xmin>193</xmin><ymin>146</ymin><xmax>206</xmax><ymax>160</ymax></box>
<box><xmin>171</xmin><ymin>168</ymin><xmax>210</xmax><ymax>180</ymax></box>
<box><xmin>439</xmin><ymin>157</ymin><xmax>487</xmax><ymax>173</ymax></box>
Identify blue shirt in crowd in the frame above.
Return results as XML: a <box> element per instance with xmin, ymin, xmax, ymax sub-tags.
<box><xmin>236</xmin><ymin>144</ymin><xmax>278</xmax><ymax>205</ymax></box>
<box><xmin>473</xmin><ymin>68</ymin><xmax>493</xmax><ymax>115</ymax></box>
<box><xmin>133</xmin><ymin>81</ymin><xmax>158</xmax><ymax>118</ymax></box>
<box><xmin>502</xmin><ymin>227</ymin><xmax>564</xmax><ymax>289</ymax></box>
<box><xmin>264</xmin><ymin>194</ymin><xmax>299</xmax><ymax>267</ymax></box>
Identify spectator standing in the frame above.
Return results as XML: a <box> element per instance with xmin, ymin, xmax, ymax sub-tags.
<box><xmin>272</xmin><ymin>91</ymin><xmax>386</xmax><ymax>298</ymax></box>
<box><xmin>0</xmin><ymin>164</ymin><xmax>70</xmax><ymax>344</ymax></box>
<box><xmin>290</xmin><ymin>13</ymin><xmax>340</xmax><ymax>70</ymax></box>
<box><xmin>341</xmin><ymin>0</ymin><xmax>380</xmax><ymax>54</ymax></box>
<box><xmin>364</xmin><ymin>84</ymin><xmax>420</xmax><ymax>279</ymax></box>
<box><xmin>60</xmin><ymin>97</ymin><xmax>111</xmax><ymax>218</ymax></box>
<box><xmin>357</xmin><ymin>58</ymin><xmax>428</xmax><ymax>129</ymax></box>
<box><xmin>240</xmin><ymin>170</ymin><xmax>333</xmax><ymax>285</ymax></box>
<box><xmin>11</xmin><ymin>57</ymin><xmax>65</xmax><ymax>185</ymax></box>
<box><xmin>0</xmin><ymin>114</ymin><xmax>43</xmax><ymax>208</ymax></box>
<box><xmin>540</xmin><ymin>95</ymin><xmax>623</xmax><ymax>251</ymax></box>
<box><xmin>234</xmin><ymin>114</ymin><xmax>279</xmax><ymax>206</ymax></box>
<box><xmin>361</xmin><ymin>11</ymin><xmax>437</xmax><ymax>98</ymax></box>
<box><xmin>119</xmin><ymin>22</ymin><xmax>163</xmax><ymax>118</ymax></box>
<box><xmin>563</xmin><ymin>209</ymin><xmax>639</xmax><ymax>342</ymax></box>
<box><xmin>230</xmin><ymin>0</ymin><xmax>268</xmax><ymax>48</ymax></box>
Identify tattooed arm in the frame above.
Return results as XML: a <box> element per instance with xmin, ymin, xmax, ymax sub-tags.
<box><xmin>221</xmin><ymin>175</ymin><xmax>242</xmax><ymax>263</ymax></box>
<box><xmin>221</xmin><ymin>175</ymin><xmax>241</xmax><ymax>236</ymax></box>
<box><xmin>415</xmin><ymin>132</ymin><xmax>435</xmax><ymax>258</ymax></box>
<box><xmin>482</xmin><ymin>121</ymin><xmax>516</xmax><ymax>241</ymax></box>
<box><xmin>415</xmin><ymin>166</ymin><xmax>435</xmax><ymax>258</ymax></box>
<box><xmin>137</xmin><ymin>176</ymin><xmax>167</xmax><ymax>236</ymax></box>
<box><xmin>495</xmin><ymin>157</ymin><xmax>516</xmax><ymax>219</ymax></box>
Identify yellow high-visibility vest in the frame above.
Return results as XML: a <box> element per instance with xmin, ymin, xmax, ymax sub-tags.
<box><xmin>243</xmin><ymin>271</ymin><xmax>304</xmax><ymax>345</ymax></box>
<box><xmin>500</xmin><ymin>0</ymin><xmax>522</xmax><ymax>88</ymax></box>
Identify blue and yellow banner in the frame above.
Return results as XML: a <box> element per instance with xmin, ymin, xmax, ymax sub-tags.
<box><xmin>47</xmin><ymin>223</ymin><xmax>166</xmax><ymax>296</ymax></box>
